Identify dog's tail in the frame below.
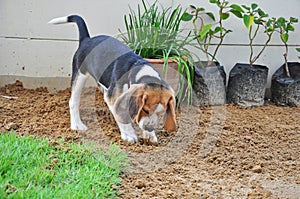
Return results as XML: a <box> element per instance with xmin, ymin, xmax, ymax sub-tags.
<box><xmin>48</xmin><ymin>15</ymin><xmax>90</xmax><ymax>42</ymax></box>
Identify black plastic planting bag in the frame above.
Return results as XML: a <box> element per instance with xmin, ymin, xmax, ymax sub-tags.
<box><xmin>192</xmin><ymin>62</ymin><xmax>226</xmax><ymax>107</ymax></box>
<box><xmin>271</xmin><ymin>62</ymin><xmax>300</xmax><ymax>107</ymax></box>
<box><xmin>227</xmin><ymin>63</ymin><xmax>268</xmax><ymax>107</ymax></box>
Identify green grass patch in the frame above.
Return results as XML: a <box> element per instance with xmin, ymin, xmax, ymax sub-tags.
<box><xmin>0</xmin><ymin>132</ymin><xmax>128</xmax><ymax>198</ymax></box>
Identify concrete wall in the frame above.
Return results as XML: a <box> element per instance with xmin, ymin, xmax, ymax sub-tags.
<box><xmin>1</xmin><ymin>0</ymin><xmax>300</xmax><ymax>90</ymax></box>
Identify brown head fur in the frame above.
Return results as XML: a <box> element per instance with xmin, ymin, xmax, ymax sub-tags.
<box><xmin>134</xmin><ymin>84</ymin><xmax>177</xmax><ymax>132</ymax></box>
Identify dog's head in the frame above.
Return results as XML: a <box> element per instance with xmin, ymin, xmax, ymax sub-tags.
<box><xmin>115</xmin><ymin>83</ymin><xmax>176</xmax><ymax>132</ymax></box>
<box><xmin>135</xmin><ymin>84</ymin><xmax>177</xmax><ymax>132</ymax></box>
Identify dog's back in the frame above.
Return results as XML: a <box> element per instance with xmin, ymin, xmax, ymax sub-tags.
<box><xmin>74</xmin><ymin>35</ymin><xmax>138</xmax><ymax>87</ymax></box>
<box><xmin>49</xmin><ymin>15</ymin><xmax>151</xmax><ymax>89</ymax></box>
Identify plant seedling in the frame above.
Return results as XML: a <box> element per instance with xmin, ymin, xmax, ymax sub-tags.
<box><xmin>183</xmin><ymin>0</ymin><xmax>233</xmax><ymax>65</ymax></box>
<box><xmin>230</xmin><ymin>3</ymin><xmax>277</xmax><ymax>67</ymax></box>
<box><xmin>275</xmin><ymin>17</ymin><xmax>298</xmax><ymax>77</ymax></box>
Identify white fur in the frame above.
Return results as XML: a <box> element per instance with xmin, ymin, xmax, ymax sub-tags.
<box><xmin>143</xmin><ymin>130</ymin><xmax>158</xmax><ymax>143</ymax></box>
<box><xmin>97</xmin><ymin>82</ymin><xmax>108</xmax><ymax>92</ymax></box>
<box><xmin>69</xmin><ymin>72</ymin><xmax>88</xmax><ymax>130</ymax></box>
<box><xmin>104</xmin><ymin>93</ymin><xmax>138</xmax><ymax>143</ymax></box>
<box><xmin>138</xmin><ymin>103</ymin><xmax>164</xmax><ymax>131</ymax></box>
<box><xmin>149</xmin><ymin>114</ymin><xmax>158</xmax><ymax>126</ymax></box>
<box><xmin>48</xmin><ymin>16</ymin><xmax>68</xmax><ymax>24</ymax></box>
<box><xmin>122</xmin><ymin>83</ymin><xmax>129</xmax><ymax>93</ymax></box>
<box><xmin>138</xmin><ymin>117</ymin><xmax>149</xmax><ymax>130</ymax></box>
<box><xmin>118</xmin><ymin>123</ymin><xmax>138</xmax><ymax>143</ymax></box>
<box><xmin>154</xmin><ymin>103</ymin><xmax>164</xmax><ymax>113</ymax></box>
<box><xmin>137</xmin><ymin>104</ymin><xmax>164</xmax><ymax>143</ymax></box>
<box><xmin>106</xmin><ymin>103</ymin><xmax>115</xmax><ymax>117</ymax></box>
<box><xmin>139</xmin><ymin>117</ymin><xmax>158</xmax><ymax>143</ymax></box>
<box><xmin>135</xmin><ymin>65</ymin><xmax>160</xmax><ymax>82</ymax></box>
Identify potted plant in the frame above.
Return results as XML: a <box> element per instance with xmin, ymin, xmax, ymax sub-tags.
<box><xmin>183</xmin><ymin>0</ymin><xmax>234</xmax><ymax>106</ymax></box>
<box><xmin>271</xmin><ymin>16</ymin><xmax>299</xmax><ymax>107</ymax></box>
<box><xmin>226</xmin><ymin>3</ymin><xmax>277</xmax><ymax>107</ymax></box>
<box><xmin>119</xmin><ymin>0</ymin><xmax>195</xmax><ymax>104</ymax></box>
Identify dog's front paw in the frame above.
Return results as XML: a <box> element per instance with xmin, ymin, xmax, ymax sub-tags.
<box><xmin>71</xmin><ymin>122</ymin><xmax>88</xmax><ymax>131</ymax></box>
<box><xmin>142</xmin><ymin>130</ymin><xmax>158</xmax><ymax>144</ymax></box>
<box><xmin>121</xmin><ymin>132</ymin><xmax>138</xmax><ymax>143</ymax></box>
<box><xmin>118</xmin><ymin>123</ymin><xmax>138</xmax><ymax>143</ymax></box>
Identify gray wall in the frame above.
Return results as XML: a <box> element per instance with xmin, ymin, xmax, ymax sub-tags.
<box><xmin>1</xmin><ymin>0</ymin><xmax>300</xmax><ymax>89</ymax></box>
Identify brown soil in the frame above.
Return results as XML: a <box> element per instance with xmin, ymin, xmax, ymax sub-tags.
<box><xmin>1</xmin><ymin>81</ymin><xmax>299</xmax><ymax>198</ymax></box>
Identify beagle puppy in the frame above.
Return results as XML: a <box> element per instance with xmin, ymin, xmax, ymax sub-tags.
<box><xmin>48</xmin><ymin>15</ymin><xmax>176</xmax><ymax>143</ymax></box>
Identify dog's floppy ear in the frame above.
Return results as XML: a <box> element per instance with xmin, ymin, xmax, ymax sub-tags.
<box><xmin>114</xmin><ymin>84</ymin><xmax>144</xmax><ymax>123</ymax></box>
<box><xmin>164</xmin><ymin>95</ymin><xmax>176</xmax><ymax>132</ymax></box>
<box><xmin>135</xmin><ymin>93</ymin><xmax>148</xmax><ymax>123</ymax></box>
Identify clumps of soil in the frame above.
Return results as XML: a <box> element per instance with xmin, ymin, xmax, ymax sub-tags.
<box><xmin>1</xmin><ymin>81</ymin><xmax>299</xmax><ymax>198</ymax></box>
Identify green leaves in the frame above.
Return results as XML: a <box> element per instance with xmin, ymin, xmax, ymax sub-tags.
<box><xmin>206</xmin><ymin>12</ymin><xmax>216</xmax><ymax>21</ymax></box>
<box><xmin>230</xmin><ymin>4</ymin><xmax>243</xmax><ymax>13</ymax></box>
<box><xmin>264</xmin><ymin>18</ymin><xmax>276</xmax><ymax>33</ymax></box>
<box><xmin>220</xmin><ymin>12</ymin><xmax>230</xmax><ymax>20</ymax></box>
<box><xmin>186</xmin><ymin>1</ymin><xmax>299</xmax><ymax>65</ymax></box>
<box><xmin>214</xmin><ymin>26</ymin><xmax>221</xmax><ymax>33</ymax></box>
<box><xmin>257</xmin><ymin>8</ymin><xmax>268</xmax><ymax>18</ymax></box>
<box><xmin>230</xmin><ymin>9</ymin><xmax>242</xmax><ymax>18</ymax></box>
<box><xmin>181</xmin><ymin>12</ymin><xmax>193</xmax><ymax>21</ymax></box>
<box><xmin>243</xmin><ymin>14</ymin><xmax>254</xmax><ymax>29</ymax></box>
<box><xmin>242</xmin><ymin>3</ymin><xmax>258</xmax><ymax>12</ymax></box>
<box><xmin>233</xmin><ymin>3</ymin><xmax>275</xmax><ymax>65</ymax></box>
<box><xmin>242</xmin><ymin>5</ymin><xmax>250</xmax><ymax>11</ymax></box>
<box><xmin>251</xmin><ymin>3</ymin><xmax>258</xmax><ymax>10</ymax></box>
<box><xmin>275</xmin><ymin>16</ymin><xmax>298</xmax><ymax>44</ymax></box>
<box><xmin>290</xmin><ymin>17</ymin><xmax>298</xmax><ymax>23</ymax></box>
<box><xmin>199</xmin><ymin>24</ymin><xmax>214</xmax><ymax>40</ymax></box>
<box><xmin>236</xmin><ymin>3</ymin><xmax>271</xmax><ymax>30</ymax></box>
<box><xmin>121</xmin><ymin>0</ymin><xmax>191</xmax><ymax>58</ymax></box>
<box><xmin>229</xmin><ymin>4</ymin><xmax>243</xmax><ymax>18</ymax></box>
<box><xmin>186</xmin><ymin>0</ymin><xmax>237</xmax><ymax>62</ymax></box>
<box><xmin>287</xmin><ymin>24</ymin><xmax>295</xmax><ymax>31</ymax></box>
<box><xmin>280</xmin><ymin>33</ymin><xmax>289</xmax><ymax>43</ymax></box>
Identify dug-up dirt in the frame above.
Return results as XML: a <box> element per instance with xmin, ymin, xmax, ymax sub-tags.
<box><xmin>1</xmin><ymin>81</ymin><xmax>299</xmax><ymax>198</ymax></box>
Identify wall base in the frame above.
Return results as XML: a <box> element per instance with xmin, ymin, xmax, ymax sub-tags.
<box><xmin>0</xmin><ymin>75</ymin><xmax>96</xmax><ymax>92</ymax></box>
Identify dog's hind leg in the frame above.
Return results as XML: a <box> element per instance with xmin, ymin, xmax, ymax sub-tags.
<box><xmin>69</xmin><ymin>72</ymin><xmax>88</xmax><ymax>130</ymax></box>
